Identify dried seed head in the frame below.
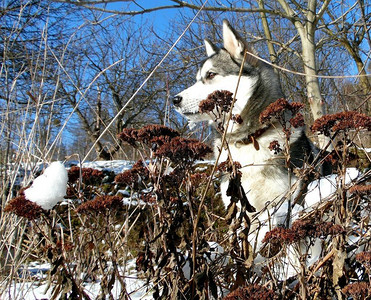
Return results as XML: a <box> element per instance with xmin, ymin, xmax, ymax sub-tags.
<box><xmin>259</xmin><ymin>98</ymin><xmax>291</xmax><ymax>124</ymax></box>
<box><xmin>206</xmin><ymin>90</ymin><xmax>234</xmax><ymax>113</ymax></box>
<box><xmin>76</xmin><ymin>195</ymin><xmax>123</xmax><ymax>214</ymax></box>
<box><xmin>4</xmin><ymin>195</ymin><xmax>43</xmax><ymax>220</ymax></box>
<box><xmin>117</xmin><ymin>128</ymin><xmax>138</xmax><ymax>146</ymax></box>
<box><xmin>268</xmin><ymin>140</ymin><xmax>282</xmax><ymax>154</ymax></box>
<box><xmin>356</xmin><ymin>251</ymin><xmax>371</xmax><ymax>268</ymax></box>
<box><xmin>154</xmin><ymin>136</ymin><xmax>212</xmax><ymax>164</ymax></box>
<box><xmin>118</xmin><ymin>125</ymin><xmax>180</xmax><ymax>149</ymax></box>
<box><xmin>263</xmin><ymin>220</ymin><xmax>345</xmax><ymax>245</ymax></box>
<box><xmin>311</xmin><ymin>111</ymin><xmax>371</xmax><ymax>136</ymax></box>
<box><xmin>342</xmin><ymin>282</ymin><xmax>370</xmax><ymax>298</ymax></box>
<box><xmin>289</xmin><ymin>113</ymin><xmax>305</xmax><ymax>128</ymax></box>
<box><xmin>223</xmin><ymin>284</ymin><xmax>278</xmax><ymax>300</ymax></box>
<box><xmin>218</xmin><ymin>160</ymin><xmax>242</xmax><ymax>174</ymax></box>
<box><xmin>136</xmin><ymin>125</ymin><xmax>180</xmax><ymax>144</ymax></box>
<box><xmin>199</xmin><ymin>99</ymin><xmax>216</xmax><ymax>113</ymax></box>
<box><xmin>115</xmin><ymin>160</ymin><xmax>149</xmax><ymax>186</ymax></box>
<box><xmin>349</xmin><ymin>184</ymin><xmax>371</xmax><ymax>195</ymax></box>
<box><xmin>68</xmin><ymin>167</ymin><xmax>104</xmax><ymax>185</ymax></box>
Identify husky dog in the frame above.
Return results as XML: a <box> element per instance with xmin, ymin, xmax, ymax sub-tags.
<box><xmin>173</xmin><ymin>20</ymin><xmax>316</xmax><ymax>215</ymax></box>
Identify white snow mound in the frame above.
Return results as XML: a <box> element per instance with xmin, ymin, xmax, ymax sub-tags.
<box><xmin>25</xmin><ymin>161</ymin><xmax>68</xmax><ymax>210</ymax></box>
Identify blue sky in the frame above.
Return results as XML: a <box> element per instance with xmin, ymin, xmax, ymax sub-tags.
<box><xmin>106</xmin><ymin>0</ymin><xmax>187</xmax><ymax>34</ymax></box>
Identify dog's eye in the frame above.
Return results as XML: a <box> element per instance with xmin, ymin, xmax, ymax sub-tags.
<box><xmin>206</xmin><ymin>72</ymin><xmax>217</xmax><ymax>80</ymax></box>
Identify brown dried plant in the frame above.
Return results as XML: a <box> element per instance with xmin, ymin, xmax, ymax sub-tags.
<box><xmin>4</xmin><ymin>195</ymin><xmax>44</xmax><ymax>220</ymax></box>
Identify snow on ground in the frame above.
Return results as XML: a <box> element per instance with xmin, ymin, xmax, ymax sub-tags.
<box><xmin>77</xmin><ymin>160</ymin><xmax>134</xmax><ymax>174</ymax></box>
<box><xmin>10</xmin><ymin>260</ymin><xmax>152</xmax><ymax>300</ymax></box>
<box><xmin>78</xmin><ymin>159</ymin><xmax>215</xmax><ymax>174</ymax></box>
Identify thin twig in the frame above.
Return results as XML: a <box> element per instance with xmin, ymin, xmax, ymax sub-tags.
<box><xmin>191</xmin><ymin>50</ymin><xmax>248</xmax><ymax>289</ymax></box>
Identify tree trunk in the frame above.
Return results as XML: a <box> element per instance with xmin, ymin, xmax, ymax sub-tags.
<box><xmin>300</xmin><ymin>33</ymin><xmax>331</xmax><ymax>149</ymax></box>
<box><xmin>343</xmin><ymin>42</ymin><xmax>371</xmax><ymax>114</ymax></box>
<box><xmin>257</xmin><ymin>0</ymin><xmax>277</xmax><ymax>65</ymax></box>
<box><xmin>276</xmin><ymin>0</ymin><xmax>332</xmax><ymax>149</ymax></box>
<box><xmin>75</xmin><ymin>107</ymin><xmax>117</xmax><ymax>160</ymax></box>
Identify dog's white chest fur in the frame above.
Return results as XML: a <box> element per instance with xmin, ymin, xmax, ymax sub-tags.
<box><xmin>217</xmin><ymin>128</ymin><xmax>301</xmax><ymax>212</ymax></box>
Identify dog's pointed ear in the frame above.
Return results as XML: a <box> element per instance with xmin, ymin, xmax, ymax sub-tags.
<box><xmin>223</xmin><ymin>20</ymin><xmax>244</xmax><ymax>58</ymax></box>
<box><xmin>204</xmin><ymin>39</ymin><xmax>217</xmax><ymax>57</ymax></box>
<box><xmin>223</xmin><ymin>20</ymin><xmax>259</xmax><ymax>65</ymax></box>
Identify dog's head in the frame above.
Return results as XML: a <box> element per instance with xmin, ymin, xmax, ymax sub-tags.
<box><xmin>173</xmin><ymin>20</ymin><xmax>261</xmax><ymax>123</ymax></box>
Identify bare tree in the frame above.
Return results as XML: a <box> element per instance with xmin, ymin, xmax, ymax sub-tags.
<box><xmin>56</xmin><ymin>16</ymin><xmax>190</xmax><ymax>159</ymax></box>
<box><xmin>320</xmin><ymin>0</ymin><xmax>371</xmax><ymax>115</ymax></box>
<box><xmin>49</xmin><ymin>0</ymin><xmax>369</xmax><ymax>148</ymax></box>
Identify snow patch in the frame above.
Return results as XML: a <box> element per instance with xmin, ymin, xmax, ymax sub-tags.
<box><xmin>304</xmin><ymin>168</ymin><xmax>360</xmax><ymax>208</ymax></box>
<box><xmin>11</xmin><ymin>260</ymin><xmax>153</xmax><ymax>300</ymax></box>
<box><xmin>24</xmin><ymin>161</ymin><xmax>68</xmax><ymax>210</ymax></box>
<box><xmin>78</xmin><ymin>160</ymin><xmax>133</xmax><ymax>174</ymax></box>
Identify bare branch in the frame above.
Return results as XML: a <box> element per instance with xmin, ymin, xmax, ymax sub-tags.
<box><xmin>52</xmin><ymin>0</ymin><xmax>133</xmax><ymax>3</ymax></box>
<box><xmin>315</xmin><ymin>0</ymin><xmax>332</xmax><ymax>26</ymax></box>
<box><xmin>50</xmin><ymin>0</ymin><xmax>294</xmax><ymax>19</ymax></box>
<box><xmin>52</xmin><ymin>1</ymin><xmax>184</xmax><ymax>15</ymax></box>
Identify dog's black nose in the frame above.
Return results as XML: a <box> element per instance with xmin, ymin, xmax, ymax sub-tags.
<box><xmin>173</xmin><ymin>95</ymin><xmax>182</xmax><ymax>105</ymax></box>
